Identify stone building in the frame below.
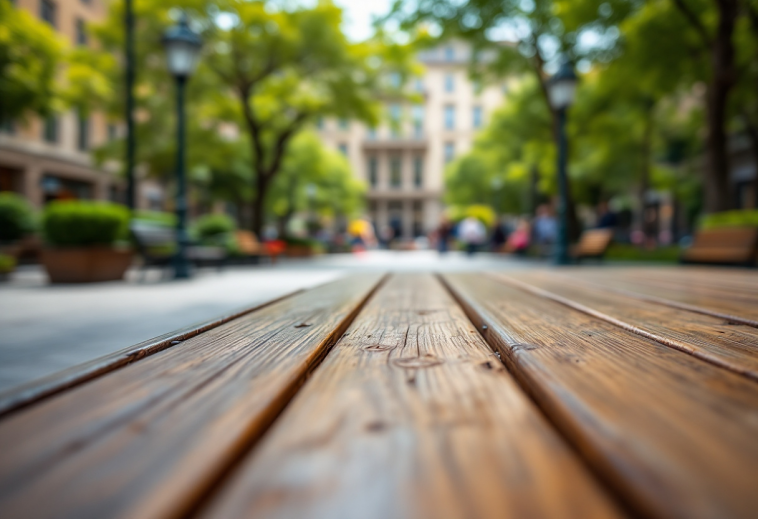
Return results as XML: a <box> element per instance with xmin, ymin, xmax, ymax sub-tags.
<box><xmin>0</xmin><ymin>0</ymin><xmax>162</xmax><ymax>209</ymax></box>
<box><xmin>317</xmin><ymin>41</ymin><xmax>506</xmax><ymax>241</ymax></box>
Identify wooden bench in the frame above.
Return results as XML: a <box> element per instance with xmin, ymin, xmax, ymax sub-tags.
<box><xmin>130</xmin><ymin>221</ymin><xmax>227</xmax><ymax>277</ymax></box>
<box><xmin>1</xmin><ymin>270</ymin><xmax>758</xmax><ymax>518</ymax></box>
<box><xmin>572</xmin><ymin>228</ymin><xmax>613</xmax><ymax>260</ymax></box>
<box><xmin>681</xmin><ymin>227</ymin><xmax>758</xmax><ymax>266</ymax></box>
<box><xmin>235</xmin><ymin>230</ymin><xmax>279</xmax><ymax>264</ymax></box>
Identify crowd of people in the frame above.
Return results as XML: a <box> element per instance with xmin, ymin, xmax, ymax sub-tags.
<box><xmin>432</xmin><ymin>202</ymin><xmax>619</xmax><ymax>257</ymax></box>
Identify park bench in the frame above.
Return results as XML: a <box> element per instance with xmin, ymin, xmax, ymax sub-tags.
<box><xmin>130</xmin><ymin>220</ymin><xmax>227</xmax><ymax>277</ymax></box>
<box><xmin>681</xmin><ymin>227</ymin><xmax>758</xmax><ymax>266</ymax></box>
<box><xmin>1</xmin><ymin>268</ymin><xmax>758</xmax><ymax>518</ymax></box>
<box><xmin>572</xmin><ymin>228</ymin><xmax>613</xmax><ymax>260</ymax></box>
<box><xmin>234</xmin><ymin>230</ymin><xmax>280</xmax><ymax>264</ymax></box>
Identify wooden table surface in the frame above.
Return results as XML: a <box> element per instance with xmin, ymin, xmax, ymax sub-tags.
<box><xmin>0</xmin><ymin>267</ymin><xmax>757</xmax><ymax>519</ymax></box>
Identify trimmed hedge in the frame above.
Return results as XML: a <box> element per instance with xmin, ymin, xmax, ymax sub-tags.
<box><xmin>133</xmin><ymin>210</ymin><xmax>176</xmax><ymax>227</ymax></box>
<box><xmin>42</xmin><ymin>201</ymin><xmax>130</xmax><ymax>247</ymax></box>
<box><xmin>0</xmin><ymin>193</ymin><xmax>36</xmax><ymax>242</ymax></box>
<box><xmin>192</xmin><ymin>213</ymin><xmax>236</xmax><ymax>241</ymax></box>
<box><xmin>0</xmin><ymin>253</ymin><xmax>16</xmax><ymax>273</ymax></box>
<box><xmin>700</xmin><ymin>210</ymin><xmax>758</xmax><ymax>229</ymax></box>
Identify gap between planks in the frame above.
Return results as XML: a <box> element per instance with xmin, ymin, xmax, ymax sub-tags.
<box><xmin>486</xmin><ymin>272</ymin><xmax>758</xmax><ymax>382</ymax></box>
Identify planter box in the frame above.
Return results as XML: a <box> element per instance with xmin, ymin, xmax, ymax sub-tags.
<box><xmin>285</xmin><ymin>245</ymin><xmax>316</xmax><ymax>257</ymax></box>
<box><xmin>41</xmin><ymin>247</ymin><xmax>133</xmax><ymax>283</ymax></box>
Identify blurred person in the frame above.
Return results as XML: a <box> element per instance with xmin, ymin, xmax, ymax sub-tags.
<box><xmin>505</xmin><ymin>219</ymin><xmax>531</xmax><ymax>255</ymax></box>
<box><xmin>596</xmin><ymin>201</ymin><xmax>618</xmax><ymax>229</ymax></box>
<box><xmin>347</xmin><ymin>218</ymin><xmax>376</xmax><ymax>252</ymax></box>
<box><xmin>533</xmin><ymin>204</ymin><xmax>557</xmax><ymax>257</ymax></box>
<box><xmin>436</xmin><ymin>216</ymin><xmax>454</xmax><ymax>255</ymax></box>
<box><xmin>458</xmin><ymin>216</ymin><xmax>486</xmax><ymax>256</ymax></box>
<box><xmin>490</xmin><ymin>219</ymin><xmax>509</xmax><ymax>252</ymax></box>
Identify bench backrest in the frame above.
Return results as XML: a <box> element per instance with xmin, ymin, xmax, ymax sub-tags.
<box><xmin>130</xmin><ymin>221</ymin><xmax>176</xmax><ymax>255</ymax></box>
<box><xmin>682</xmin><ymin>227</ymin><xmax>758</xmax><ymax>264</ymax></box>
<box><xmin>235</xmin><ymin>230</ymin><xmax>263</xmax><ymax>255</ymax></box>
<box><xmin>576</xmin><ymin>228</ymin><xmax>613</xmax><ymax>257</ymax></box>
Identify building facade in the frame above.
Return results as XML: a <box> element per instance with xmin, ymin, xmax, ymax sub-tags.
<box><xmin>0</xmin><ymin>0</ymin><xmax>143</xmax><ymax>208</ymax></box>
<box><xmin>317</xmin><ymin>41</ymin><xmax>506</xmax><ymax>241</ymax></box>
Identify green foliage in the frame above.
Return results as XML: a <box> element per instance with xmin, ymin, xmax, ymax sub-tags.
<box><xmin>42</xmin><ymin>201</ymin><xmax>130</xmax><ymax>247</ymax></box>
<box><xmin>605</xmin><ymin>244</ymin><xmax>680</xmax><ymax>263</ymax></box>
<box><xmin>0</xmin><ymin>193</ymin><xmax>36</xmax><ymax>242</ymax></box>
<box><xmin>700</xmin><ymin>210</ymin><xmax>758</xmax><ymax>229</ymax></box>
<box><xmin>0</xmin><ymin>253</ymin><xmax>16</xmax><ymax>273</ymax></box>
<box><xmin>191</xmin><ymin>213</ymin><xmax>236</xmax><ymax>240</ymax></box>
<box><xmin>448</xmin><ymin>205</ymin><xmax>497</xmax><ymax>228</ymax></box>
<box><xmin>0</xmin><ymin>0</ymin><xmax>63</xmax><ymax>121</ymax></box>
<box><xmin>133</xmin><ymin>210</ymin><xmax>176</xmax><ymax>227</ymax></box>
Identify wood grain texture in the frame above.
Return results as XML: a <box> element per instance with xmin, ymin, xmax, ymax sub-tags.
<box><xmin>490</xmin><ymin>271</ymin><xmax>758</xmax><ymax>380</ymax></box>
<box><xmin>0</xmin><ymin>274</ymin><xmax>383</xmax><ymax>519</ymax></box>
<box><xmin>199</xmin><ymin>274</ymin><xmax>621</xmax><ymax>519</ymax></box>
<box><xmin>0</xmin><ymin>289</ymin><xmax>304</xmax><ymax>419</ymax></box>
<box><xmin>567</xmin><ymin>267</ymin><xmax>758</xmax><ymax>326</ymax></box>
<box><xmin>443</xmin><ymin>273</ymin><xmax>758</xmax><ymax>519</ymax></box>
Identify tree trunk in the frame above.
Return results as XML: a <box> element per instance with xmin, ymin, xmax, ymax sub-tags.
<box><xmin>251</xmin><ymin>172</ymin><xmax>269</xmax><ymax>238</ymax></box>
<box><xmin>703</xmin><ymin>0</ymin><xmax>738</xmax><ymax>213</ymax></box>
<box><xmin>741</xmin><ymin>114</ymin><xmax>758</xmax><ymax>208</ymax></box>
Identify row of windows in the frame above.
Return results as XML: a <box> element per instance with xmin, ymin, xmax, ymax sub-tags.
<box><xmin>37</xmin><ymin>0</ymin><xmax>90</xmax><ymax>47</ymax></box>
<box><xmin>323</xmin><ymin>105</ymin><xmax>483</xmax><ymax>137</ymax></box>
<box><xmin>32</xmin><ymin>114</ymin><xmax>116</xmax><ymax>151</ymax></box>
<box><xmin>367</xmin><ymin>156</ymin><xmax>424</xmax><ymax>189</ymax></box>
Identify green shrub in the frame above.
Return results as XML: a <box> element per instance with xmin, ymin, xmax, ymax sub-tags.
<box><xmin>0</xmin><ymin>253</ymin><xmax>16</xmax><ymax>273</ymax></box>
<box><xmin>605</xmin><ymin>244</ymin><xmax>681</xmax><ymax>263</ymax></box>
<box><xmin>192</xmin><ymin>213</ymin><xmax>236</xmax><ymax>241</ymax></box>
<box><xmin>42</xmin><ymin>201</ymin><xmax>130</xmax><ymax>247</ymax></box>
<box><xmin>700</xmin><ymin>210</ymin><xmax>758</xmax><ymax>229</ymax></box>
<box><xmin>133</xmin><ymin>210</ymin><xmax>176</xmax><ymax>227</ymax></box>
<box><xmin>0</xmin><ymin>193</ymin><xmax>36</xmax><ymax>242</ymax></box>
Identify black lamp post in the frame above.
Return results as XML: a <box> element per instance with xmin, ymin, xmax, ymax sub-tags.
<box><xmin>162</xmin><ymin>14</ymin><xmax>202</xmax><ymax>279</ymax></box>
<box><xmin>547</xmin><ymin>57</ymin><xmax>578</xmax><ymax>265</ymax></box>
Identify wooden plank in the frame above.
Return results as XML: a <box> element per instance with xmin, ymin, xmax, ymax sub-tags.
<box><xmin>567</xmin><ymin>268</ymin><xmax>758</xmax><ymax>326</ymax></box>
<box><xmin>0</xmin><ymin>288</ymin><xmax>304</xmax><ymax>418</ymax></box>
<box><xmin>200</xmin><ymin>274</ymin><xmax>621</xmax><ymax>519</ymax></box>
<box><xmin>490</xmin><ymin>271</ymin><xmax>758</xmax><ymax>381</ymax></box>
<box><xmin>443</xmin><ymin>273</ymin><xmax>758</xmax><ymax>519</ymax></box>
<box><xmin>0</xmin><ymin>274</ymin><xmax>383</xmax><ymax>519</ymax></box>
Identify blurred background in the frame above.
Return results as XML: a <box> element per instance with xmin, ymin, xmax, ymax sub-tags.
<box><xmin>1</xmin><ymin>0</ymin><xmax>757</xmax><ymax>388</ymax></box>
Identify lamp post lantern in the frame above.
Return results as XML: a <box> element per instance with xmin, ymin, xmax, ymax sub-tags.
<box><xmin>162</xmin><ymin>14</ymin><xmax>202</xmax><ymax>279</ymax></box>
<box><xmin>547</xmin><ymin>57</ymin><xmax>578</xmax><ymax>265</ymax></box>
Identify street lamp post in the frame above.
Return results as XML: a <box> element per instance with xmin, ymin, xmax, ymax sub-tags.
<box><xmin>547</xmin><ymin>57</ymin><xmax>578</xmax><ymax>265</ymax></box>
<box><xmin>162</xmin><ymin>14</ymin><xmax>202</xmax><ymax>279</ymax></box>
<box><xmin>490</xmin><ymin>177</ymin><xmax>503</xmax><ymax>215</ymax></box>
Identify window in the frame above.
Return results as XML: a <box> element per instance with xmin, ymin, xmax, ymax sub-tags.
<box><xmin>472</xmin><ymin>79</ymin><xmax>482</xmax><ymax>95</ymax></box>
<box><xmin>338</xmin><ymin>143</ymin><xmax>348</xmax><ymax>156</ymax></box>
<box><xmin>43</xmin><ymin>116</ymin><xmax>58</xmax><ymax>143</ymax></box>
<box><xmin>444</xmin><ymin>73</ymin><xmax>454</xmax><ymax>93</ymax></box>
<box><xmin>413</xmin><ymin>157</ymin><xmax>423</xmax><ymax>188</ymax></box>
<box><xmin>107</xmin><ymin>124</ymin><xmax>117</xmax><ymax>141</ymax></box>
<box><xmin>40</xmin><ymin>0</ymin><xmax>56</xmax><ymax>27</ymax></box>
<box><xmin>315</xmin><ymin>117</ymin><xmax>324</xmax><ymax>129</ymax></box>
<box><xmin>390</xmin><ymin>156</ymin><xmax>402</xmax><ymax>188</ymax></box>
<box><xmin>444</xmin><ymin>46</ymin><xmax>454</xmax><ymax>61</ymax></box>
<box><xmin>412</xmin><ymin>105</ymin><xmax>424</xmax><ymax>138</ymax></box>
<box><xmin>389</xmin><ymin>104</ymin><xmax>402</xmax><ymax>137</ymax></box>
<box><xmin>444</xmin><ymin>105</ymin><xmax>455</xmax><ymax>130</ymax></box>
<box><xmin>77</xmin><ymin>112</ymin><xmax>89</xmax><ymax>151</ymax></box>
<box><xmin>368</xmin><ymin>156</ymin><xmax>378</xmax><ymax>187</ymax></box>
<box><xmin>414</xmin><ymin>78</ymin><xmax>424</xmax><ymax>92</ymax></box>
<box><xmin>444</xmin><ymin>142</ymin><xmax>455</xmax><ymax>163</ymax></box>
<box><xmin>76</xmin><ymin>18</ymin><xmax>88</xmax><ymax>46</ymax></box>
<box><xmin>367</xmin><ymin>127</ymin><xmax>377</xmax><ymax>140</ymax></box>
<box><xmin>338</xmin><ymin>119</ymin><xmax>349</xmax><ymax>130</ymax></box>
<box><xmin>473</xmin><ymin>106</ymin><xmax>483</xmax><ymax>129</ymax></box>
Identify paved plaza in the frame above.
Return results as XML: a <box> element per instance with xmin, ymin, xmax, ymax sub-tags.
<box><xmin>0</xmin><ymin>251</ymin><xmax>538</xmax><ymax>393</ymax></box>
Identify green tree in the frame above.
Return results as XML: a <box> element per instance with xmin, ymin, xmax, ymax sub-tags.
<box><xmin>0</xmin><ymin>0</ymin><xmax>63</xmax><ymax>121</ymax></box>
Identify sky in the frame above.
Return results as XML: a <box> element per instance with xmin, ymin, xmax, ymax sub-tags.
<box><xmin>319</xmin><ymin>0</ymin><xmax>396</xmax><ymax>42</ymax></box>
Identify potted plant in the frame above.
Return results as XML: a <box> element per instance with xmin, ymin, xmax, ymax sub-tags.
<box><xmin>40</xmin><ymin>201</ymin><xmax>133</xmax><ymax>283</ymax></box>
<box><xmin>0</xmin><ymin>254</ymin><xmax>16</xmax><ymax>282</ymax></box>
<box><xmin>0</xmin><ymin>193</ymin><xmax>37</xmax><ymax>258</ymax></box>
<box><xmin>283</xmin><ymin>236</ymin><xmax>324</xmax><ymax>257</ymax></box>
